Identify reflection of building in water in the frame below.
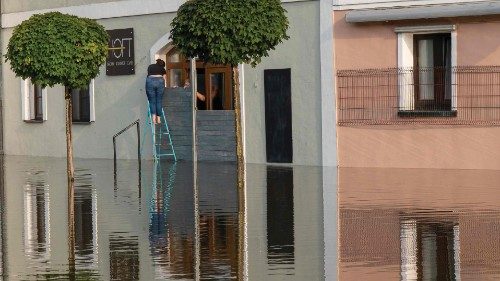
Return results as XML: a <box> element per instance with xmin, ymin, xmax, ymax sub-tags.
<box><xmin>23</xmin><ymin>179</ymin><xmax>51</xmax><ymax>260</ymax></box>
<box><xmin>266</xmin><ymin>167</ymin><xmax>295</xmax><ymax>267</ymax></box>
<box><xmin>147</xmin><ymin>162</ymin><xmax>241</xmax><ymax>279</ymax></box>
<box><xmin>400</xmin><ymin>218</ymin><xmax>461</xmax><ymax>281</ymax></box>
<box><xmin>74</xmin><ymin>174</ymin><xmax>99</xmax><ymax>270</ymax></box>
<box><xmin>339</xmin><ymin>168</ymin><xmax>500</xmax><ymax>281</ymax></box>
<box><xmin>199</xmin><ymin>214</ymin><xmax>239</xmax><ymax>278</ymax></box>
<box><xmin>198</xmin><ymin>162</ymin><xmax>240</xmax><ymax>279</ymax></box>
<box><xmin>109</xmin><ymin>234</ymin><xmax>140</xmax><ymax>281</ymax></box>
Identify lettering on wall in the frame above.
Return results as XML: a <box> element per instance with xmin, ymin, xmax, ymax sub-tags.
<box><xmin>106</xmin><ymin>28</ymin><xmax>135</xmax><ymax>76</ymax></box>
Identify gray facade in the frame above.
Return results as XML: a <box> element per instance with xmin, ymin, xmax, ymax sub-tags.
<box><xmin>244</xmin><ymin>1</ymin><xmax>322</xmax><ymax>166</ymax></box>
<box><xmin>1</xmin><ymin>0</ymin><xmax>123</xmax><ymax>14</ymax></box>
<box><xmin>1</xmin><ymin>0</ymin><xmax>332</xmax><ymax>166</ymax></box>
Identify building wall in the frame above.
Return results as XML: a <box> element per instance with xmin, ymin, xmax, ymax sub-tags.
<box><xmin>1</xmin><ymin>0</ymin><xmax>123</xmax><ymax>13</ymax></box>
<box><xmin>1</xmin><ymin>0</ymin><xmax>326</xmax><ymax>165</ymax></box>
<box><xmin>244</xmin><ymin>1</ymin><xmax>322</xmax><ymax>166</ymax></box>
<box><xmin>333</xmin><ymin>0</ymin><xmax>493</xmax><ymax>10</ymax></box>
<box><xmin>334</xmin><ymin>10</ymin><xmax>500</xmax><ymax>169</ymax></box>
<box><xmin>2</xmin><ymin>13</ymin><xmax>177</xmax><ymax>159</ymax></box>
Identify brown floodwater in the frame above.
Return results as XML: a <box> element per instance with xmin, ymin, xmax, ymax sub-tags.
<box><xmin>1</xmin><ymin>156</ymin><xmax>500</xmax><ymax>280</ymax></box>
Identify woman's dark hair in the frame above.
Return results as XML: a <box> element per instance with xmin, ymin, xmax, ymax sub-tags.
<box><xmin>156</xmin><ymin>59</ymin><xmax>166</xmax><ymax>67</ymax></box>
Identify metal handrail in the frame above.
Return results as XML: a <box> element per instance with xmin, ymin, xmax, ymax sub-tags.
<box><xmin>113</xmin><ymin>119</ymin><xmax>141</xmax><ymax>189</ymax></box>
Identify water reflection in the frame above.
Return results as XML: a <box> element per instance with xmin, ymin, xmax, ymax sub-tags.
<box><xmin>400</xmin><ymin>218</ymin><xmax>460</xmax><ymax>281</ymax></box>
<box><xmin>109</xmin><ymin>234</ymin><xmax>140</xmax><ymax>280</ymax></box>
<box><xmin>23</xmin><ymin>176</ymin><xmax>51</xmax><ymax>261</ymax></box>
<box><xmin>266</xmin><ymin>167</ymin><xmax>295</xmax><ymax>270</ymax></box>
<box><xmin>0</xmin><ymin>156</ymin><xmax>326</xmax><ymax>280</ymax></box>
<box><xmin>339</xmin><ymin>167</ymin><xmax>500</xmax><ymax>281</ymax></box>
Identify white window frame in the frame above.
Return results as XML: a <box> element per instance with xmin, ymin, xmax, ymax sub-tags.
<box><xmin>396</xmin><ymin>25</ymin><xmax>457</xmax><ymax>111</ymax></box>
<box><xmin>21</xmin><ymin>79</ymin><xmax>48</xmax><ymax>121</ymax></box>
<box><xmin>83</xmin><ymin>79</ymin><xmax>96</xmax><ymax>122</ymax></box>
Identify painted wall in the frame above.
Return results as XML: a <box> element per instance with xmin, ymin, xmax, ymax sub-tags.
<box><xmin>334</xmin><ymin>0</ymin><xmax>493</xmax><ymax>9</ymax></box>
<box><xmin>2</xmin><ymin>13</ymin><xmax>178</xmax><ymax>159</ymax></box>
<box><xmin>334</xmin><ymin>10</ymin><xmax>500</xmax><ymax>169</ymax></box>
<box><xmin>2</xmin><ymin>1</ymin><xmax>324</xmax><ymax>165</ymax></box>
<box><xmin>244</xmin><ymin>1</ymin><xmax>322</xmax><ymax>166</ymax></box>
<box><xmin>1</xmin><ymin>0</ymin><xmax>124</xmax><ymax>13</ymax></box>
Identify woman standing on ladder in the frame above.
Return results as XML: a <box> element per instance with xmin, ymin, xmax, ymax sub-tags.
<box><xmin>146</xmin><ymin>59</ymin><xmax>167</xmax><ymax>124</ymax></box>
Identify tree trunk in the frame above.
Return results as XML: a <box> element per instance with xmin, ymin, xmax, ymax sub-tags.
<box><xmin>233</xmin><ymin>66</ymin><xmax>246</xmax><ymax>281</ymax></box>
<box><xmin>232</xmin><ymin>66</ymin><xmax>244</xmax><ymax>172</ymax></box>
<box><xmin>65</xmin><ymin>88</ymin><xmax>74</xmax><ymax>182</ymax></box>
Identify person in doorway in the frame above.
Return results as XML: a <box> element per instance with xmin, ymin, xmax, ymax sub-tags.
<box><xmin>183</xmin><ymin>78</ymin><xmax>207</xmax><ymax>109</ymax></box>
<box><xmin>146</xmin><ymin>59</ymin><xmax>167</xmax><ymax>124</ymax></box>
<box><xmin>211</xmin><ymin>85</ymin><xmax>223</xmax><ymax>110</ymax></box>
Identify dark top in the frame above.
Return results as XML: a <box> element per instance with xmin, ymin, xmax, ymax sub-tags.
<box><xmin>147</xmin><ymin>64</ymin><xmax>166</xmax><ymax>76</ymax></box>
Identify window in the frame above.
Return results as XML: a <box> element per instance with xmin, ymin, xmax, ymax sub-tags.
<box><xmin>21</xmin><ymin>79</ymin><xmax>47</xmax><ymax>122</ymax></box>
<box><xmin>165</xmin><ymin>47</ymin><xmax>233</xmax><ymax>110</ymax></box>
<box><xmin>400</xmin><ymin>219</ymin><xmax>460</xmax><ymax>280</ymax></box>
<box><xmin>66</xmin><ymin>80</ymin><xmax>95</xmax><ymax>123</ymax></box>
<box><xmin>396</xmin><ymin>25</ymin><xmax>457</xmax><ymax>116</ymax></box>
<box><xmin>414</xmin><ymin>34</ymin><xmax>452</xmax><ymax>111</ymax></box>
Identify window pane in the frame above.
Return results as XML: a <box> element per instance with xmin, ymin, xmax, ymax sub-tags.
<box><xmin>70</xmin><ymin>85</ymin><xmax>91</xmax><ymax>122</ymax></box>
<box><xmin>169</xmin><ymin>69</ymin><xmax>182</xmax><ymax>88</ymax></box>
<box><xmin>71</xmin><ymin>88</ymin><xmax>81</xmax><ymax>121</ymax></box>
<box><xmin>210</xmin><ymin>73</ymin><xmax>225</xmax><ymax>110</ymax></box>
<box><xmin>168</xmin><ymin>51</ymin><xmax>180</xmax><ymax>63</ymax></box>
<box><xmin>34</xmin><ymin>84</ymin><xmax>43</xmax><ymax>120</ymax></box>
<box><xmin>418</xmin><ymin>39</ymin><xmax>434</xmax><ymax>100</ymax></box>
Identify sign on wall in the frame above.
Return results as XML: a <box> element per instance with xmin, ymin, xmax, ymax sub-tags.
<box><xmin>106</xmin><ymin>28</ymin><xmax>135</xmax><ymax>76</ymax></box>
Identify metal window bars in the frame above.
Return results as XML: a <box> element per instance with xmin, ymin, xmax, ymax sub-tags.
<box><xmin>337</xmin><ymin>66</ymin><xmax>500</xmax><ymax>126</ymax></box>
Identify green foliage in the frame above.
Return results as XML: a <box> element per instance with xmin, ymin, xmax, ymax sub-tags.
<box><xmin>170</xmin><ymin>0</ymin><xmax>289</xmax><ymax>67</ymax></box>
<box><xmin>5</xmin><ymin>12</ymin><xmax>108</xmax><ymax>89</ymax></box>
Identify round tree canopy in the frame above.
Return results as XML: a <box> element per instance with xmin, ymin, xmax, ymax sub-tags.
<box><xmin>5</xmin><ymin>12</ymin><xmax>108</xmax><ymax>89</ymax></box>
<box><xmin>170</xmin><ymin>0</ymin><xmax>289</xmax><ymax>66</ymax></box>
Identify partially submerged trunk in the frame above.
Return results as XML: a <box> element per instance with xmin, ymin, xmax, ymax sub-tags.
<box><xmin>65</xmin><ymin>88</ymin><xmax>74</xmax><ymax>182</ymax></box>
<box><xmin>232</xmin><ymin>65</ymin><xmax>246</xmax><ymax>280</ymax></box>
<box><xmin>68</xmin><ymin>179</ymin><xmax>76</xmax><ymax>281</ymax></box>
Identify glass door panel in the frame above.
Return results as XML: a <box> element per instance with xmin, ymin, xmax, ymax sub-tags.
<box><xmin>206</xmin><ymin>68</ymin><xmax>232</xmax><ymax>110</ymax></box>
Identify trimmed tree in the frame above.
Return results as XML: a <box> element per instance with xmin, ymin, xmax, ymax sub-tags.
<box><xmin>5</xmin><ymin>12</ymin><xmax>108</xmax><ymax>182</ymax></box>
<box><xmin>171</xmin><ymin>3</ymin><xmax>288</xmax><ymax>278</ymax></box>
<box><xmin>170</xmin><ymin>0</ymin><xmax>289</xmax><ymax>168</ymax></box>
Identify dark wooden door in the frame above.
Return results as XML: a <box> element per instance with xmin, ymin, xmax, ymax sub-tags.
<box><xmin>264</xmin><ymin>69</ymin><xmax>292</xmax><ymax>163</ymax></box>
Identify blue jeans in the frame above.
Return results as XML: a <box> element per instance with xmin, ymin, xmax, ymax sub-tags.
<box><xmin>145</xmin><ymin>76</ymin><xmax>165</xmax><ymax>116</ymax></box>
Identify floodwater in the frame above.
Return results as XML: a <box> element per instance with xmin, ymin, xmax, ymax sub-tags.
<box><xmin>0</xmin><ymin>156</ymin><xmax>500</xmax><ymax>280</ymax></box>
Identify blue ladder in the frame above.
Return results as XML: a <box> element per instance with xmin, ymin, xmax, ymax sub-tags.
<box><xmin>142</xmin><ymin>101</ymin><xmax>177</xmax><ymax>162</ymax></box>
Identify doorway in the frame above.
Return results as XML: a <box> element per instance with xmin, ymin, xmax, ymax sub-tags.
<box><xmin>264</xmin><ymin>69</ymin><xmax>293</xmax><ymax>163</ymax></box>
<box><xmin>165</xmin><ymin>48</ymin><xmax>233</xmax><ymax>110</ymax></box>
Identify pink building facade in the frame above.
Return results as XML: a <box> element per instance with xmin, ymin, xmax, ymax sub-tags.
<box><xmin>333</xmin><ymin>1</ymin><xmax>500</xmax><ymax>169</ymax></box>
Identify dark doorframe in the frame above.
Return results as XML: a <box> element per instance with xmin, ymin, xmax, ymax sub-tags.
<box><xmin>264</xmin><ymin>69</ymin><xmax>292</xmax><ymax>163</ymax></box>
